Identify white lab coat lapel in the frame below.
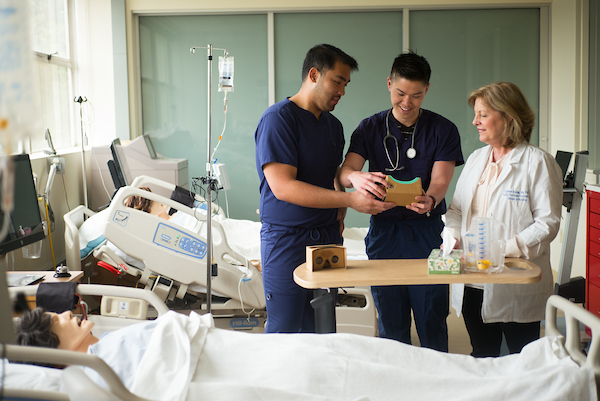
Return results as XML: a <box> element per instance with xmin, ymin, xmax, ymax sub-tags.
<box><xmin>484</xmin><ymin>142</ymin><xmax>529</xmax><ymax>238</ymax></box>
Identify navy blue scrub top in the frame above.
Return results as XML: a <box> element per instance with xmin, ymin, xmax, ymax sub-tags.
<box><xmin>255</xmin><ymin>99</ymin><xmax>344</xmax><ymax>228</ymax></box>
<box><xmin>347</xmin><ymin>108</ymin><xmax>464</xmax><ymax>221</ymax></box>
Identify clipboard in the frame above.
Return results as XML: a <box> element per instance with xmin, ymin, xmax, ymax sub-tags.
<box><xmin>384</xmin><ymin>176</ymin><xmax>422</xmax><ymax>207</ymax></box>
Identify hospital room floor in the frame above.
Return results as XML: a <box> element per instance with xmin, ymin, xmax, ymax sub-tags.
<box><xmin>410</xmin><ymin>312</ymin><xmax>472</xmax><ymax>355</ymax></box>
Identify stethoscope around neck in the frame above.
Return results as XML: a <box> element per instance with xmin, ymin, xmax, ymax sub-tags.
<box><xmin>384</xmin><ymin>108</ymin><xmax>419</xmax><ymax>172</ymax></box>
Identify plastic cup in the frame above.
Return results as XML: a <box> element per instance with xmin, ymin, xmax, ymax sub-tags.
<box><xmin>22</xmin><ymin>240</ymin><xmax>42</xmax><ymax>259</ymax></box>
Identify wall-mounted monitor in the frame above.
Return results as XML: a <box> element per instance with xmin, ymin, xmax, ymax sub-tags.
<box><xmin>0</xmin><ymin>154</ymin><xmax>46</xmax><ymax>255</ymax></box>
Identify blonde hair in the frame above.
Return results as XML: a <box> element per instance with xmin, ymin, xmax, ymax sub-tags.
<box><xmin>468</xmin><ymin>82</ymin><xmax>535</xmax><ymax>148</ymax></box>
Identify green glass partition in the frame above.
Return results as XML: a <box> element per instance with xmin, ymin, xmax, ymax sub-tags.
<box><xmin>410</xmin><ymin>8</ymin><xmax>540</xmax><ymax>204</ymax></box>
<box><xmin>274</xmin><ymin>11</ymin><xmax>403</xmax><ymax>227</ymax></box>
<box><xmin>138</xmin><ymin>8</ymin><xmax>541</xmax><ymax>227</ymax></box>
<box><xmin>139</xmin><ymin>15</ymin><xmax>268</xmax><ymax>219</ymax></box>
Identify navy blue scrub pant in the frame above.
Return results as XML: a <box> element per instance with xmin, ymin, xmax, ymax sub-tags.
<box><xmin>260</xmin><ymin>222</ymin><xmax>342</xmax><ymax>333</ymax></box>
<box><xmin>366</xmin><ymin>217</ymin><xmax>449</xmax><ymax>352</ymax></box>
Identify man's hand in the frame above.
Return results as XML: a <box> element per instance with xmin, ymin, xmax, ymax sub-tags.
<box><xmin>406</xmin><ymin>190</ymin><xmax>435</xmax><ymax>215</ymax></box>
<box><xmin>348</xmin><ymin>190</ymin><xmax>395</xmax><ymax>215</ymax></box>
<box><xmin>347</xmin><ymin>171</ymin><xmax>389</xmax><ymax>199</ymax></box>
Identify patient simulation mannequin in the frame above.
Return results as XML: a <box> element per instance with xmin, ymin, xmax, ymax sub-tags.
<box><xmin>124</xmin><ymin>186</ymin><xmax>170</xmax><ymax>220</ymax></box>
<box><xmin>15</xmin><ymin>307</ymin><xmax>98</xmax><ymax>353</ymax></box>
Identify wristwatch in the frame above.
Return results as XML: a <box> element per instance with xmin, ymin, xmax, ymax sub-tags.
<box><xmin>426</xmin><ymin>194</ymin><xmax>437</xmax><ymax>217</ymax></box>
<box><xmin>428</xmin><ymin>194</ymin><xmax>437</xmax><ymax>211</ymax></box>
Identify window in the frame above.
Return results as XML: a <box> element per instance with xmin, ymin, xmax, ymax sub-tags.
<box><xmin>29</xmin><ymin>0</ymin><xmax>75</xmax><ymax>152</ymax></box>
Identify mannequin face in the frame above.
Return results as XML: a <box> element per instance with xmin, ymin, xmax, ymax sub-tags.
<box><xmin>150</xmin><ymin>201</ymin><xmax>170</xmax><ymax>219</ymax></box>
<box><xmin>49</xmin><ymin>310</ymin><xmax>95</xmax><ymax>351</ymax></box>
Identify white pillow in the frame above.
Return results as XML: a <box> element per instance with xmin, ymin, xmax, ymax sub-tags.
<box><xmin>2</xmin><ymin>360</ymin><xmax>63</xmax><ymax>392</ymax></box>
<box><xmin>79</xmin><ymin>210</ymin><xmax>109</xmax><ymax>259</ymax></box>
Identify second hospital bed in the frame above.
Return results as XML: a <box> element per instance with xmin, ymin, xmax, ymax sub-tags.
<box><xmin>64</xmin><ymin>175</ymin><xmax>376</xmax><ymax>335</ymax></box>
<box><xmin>3</xmin><ymin>283</ymin><xmax>600</xmax><ymax>401</ymax></box>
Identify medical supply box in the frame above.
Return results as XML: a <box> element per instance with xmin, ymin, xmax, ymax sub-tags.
<box><xmin>427</xmin><ymin>248</ymin><xmax>463</xmax><ymax>274</ymax></box>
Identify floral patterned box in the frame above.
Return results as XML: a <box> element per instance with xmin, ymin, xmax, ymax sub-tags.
<box><xmin>427</xmin><ymin>249</ymin><xmax>462</xmax><ymax>274</ymax></box>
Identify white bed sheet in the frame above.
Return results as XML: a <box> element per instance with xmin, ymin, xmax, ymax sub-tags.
<box><xmin>69</xmin><ymin>311</ymin><xmax>597</xmax><ymax>401</ymax></box>
<box><xmin>213</xmin><ymin>215</ymin><xmax>369</xmax><ymax>262</ymax></box>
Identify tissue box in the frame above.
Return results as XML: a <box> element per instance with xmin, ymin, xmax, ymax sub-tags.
<box><xmin>427</xmin><ymin>249</ymin><xmax>462</xmax><ymax>274</ymax></box>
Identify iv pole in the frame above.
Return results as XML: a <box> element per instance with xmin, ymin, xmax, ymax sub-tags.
<box><xmin>190</xmin><ymin>44</ymin><xmax>228</xmax><ymax>314</ymax></box>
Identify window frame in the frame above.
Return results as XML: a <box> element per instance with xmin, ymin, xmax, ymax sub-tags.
<box><xmin>28</xmin><ymin>0</ymin><xmax>78</xmax><ymax>154</ymax></box>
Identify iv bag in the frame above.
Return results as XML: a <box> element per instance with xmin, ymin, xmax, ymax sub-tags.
<box><xmin>218</xmin><ymin>56</ymin><xmax>234</xmax><ymax>92</ymax></box>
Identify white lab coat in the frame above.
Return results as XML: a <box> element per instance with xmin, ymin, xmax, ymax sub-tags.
<box><xmin>445</xmin><ymin>141</ymin><xmax>563</xmax><ymax>323</ymax></box>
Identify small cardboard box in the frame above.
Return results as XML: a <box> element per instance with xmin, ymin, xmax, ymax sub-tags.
<box><xmin>306</xmin><ymin>245</ymin><xmax>347</xmax><ymax>271</ymax></box>
<box><xmin>384</xmin><ymin>176</ymin><xmax>422</xmax><ymax>207</ymax></box>
<box><xmin>427</xmin><ymin>248</ymin><xmax>462</xmax><ymax>274</ymax></box>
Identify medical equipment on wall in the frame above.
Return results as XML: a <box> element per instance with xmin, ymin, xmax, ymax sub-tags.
<box><xmin>383</xmin><ymin>108</ymin><xmax>421</xmax><ymax>172</ymax></box>
<box><xmin>190</xmin><ymin>44</ymin><xmax>234</xmax><ymax>313</ymax></box>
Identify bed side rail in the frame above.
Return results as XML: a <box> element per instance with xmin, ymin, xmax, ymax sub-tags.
<box><xmin>2</xmin><ymin>344</ymin><xmax>152</xmax><ymax>401</ymax></box>
<box><xmin>8</xmin><ymin>284</ymin><xmax>169</xmax><ymax>316</ymax></box>
<box><xmin>63</xmin><ymin>205</ymin><xmax>96</xmax><ymax>270</ymax></box>
<box><xmin>545</xmin><ymin>295</ymin><xmax>600</xmax><ymax>378</ymax></box>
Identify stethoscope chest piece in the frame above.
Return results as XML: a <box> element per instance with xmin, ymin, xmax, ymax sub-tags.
<box><xmin>384</xmin><ymin>108</ymin><xmax>420</xmax><ymax>170</ymax></box>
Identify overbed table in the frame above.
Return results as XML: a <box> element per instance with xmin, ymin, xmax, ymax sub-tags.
<box><xmin>8</xmin><ymin>270</ymin><xmax>84</xmax><ymax>314</ymax></box>
<box><xmin>293</xmin><ymin>258</ymin><xmax>542</xmax><ymax>333</ymax></box>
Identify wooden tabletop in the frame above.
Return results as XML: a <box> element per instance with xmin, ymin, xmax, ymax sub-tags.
<box><xmin>294</xmin><ymin>258</ymin><xmax>541</xmax><ymax>289</ymax></box>
<box><xmin>7</xmin><ymin>270</ymin><xmax>83</xmax><ymax>285</ymax></box>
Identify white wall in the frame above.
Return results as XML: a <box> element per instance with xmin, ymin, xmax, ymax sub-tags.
<box><xmin>547</xmin><ymin>0</ymin><xmax>589</xmax><ymax>280</ymax></box>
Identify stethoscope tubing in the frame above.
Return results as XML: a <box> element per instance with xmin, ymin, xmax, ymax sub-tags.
<box><xmin>383</xmin><ymin>108</ymin><xmax>419</xmax><ymax>172</ymax></box>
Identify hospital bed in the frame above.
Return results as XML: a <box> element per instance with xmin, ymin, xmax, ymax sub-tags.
<box><xmin>64</xmin><ymin>175</ymin><xmax>376</xmax><ymax>335</ymax></box>
<box><xmin>2</xmin><ymin>285</ymin><xmax>600</xmax><ymax>401</ymax></box>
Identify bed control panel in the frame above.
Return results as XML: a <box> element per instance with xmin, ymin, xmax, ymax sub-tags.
<box><xmin>153</xmin><ymin>222</ymin><xmax>207</xmax><ymax>259</ymax></box>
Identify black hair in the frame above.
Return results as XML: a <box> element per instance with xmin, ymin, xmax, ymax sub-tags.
<box><xmin>301</xmin><ymin>44</ymin><xmax>359</xmax><ymax>81</ymax></box>
<box><xmin>390</xmin><ymin>51</ymin><xmax>431</xmax><ymax>85</ymax></box>
<box><xmin>15</xmin><ymin>307</ymin><xmax>59</xmax><ymax>349</ymax></box>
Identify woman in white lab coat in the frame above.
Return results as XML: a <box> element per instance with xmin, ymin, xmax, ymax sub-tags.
<box><xmin>445</xmin><ymin>82</ymin><xmax>563</xmax><ymax>357</ymax></box>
